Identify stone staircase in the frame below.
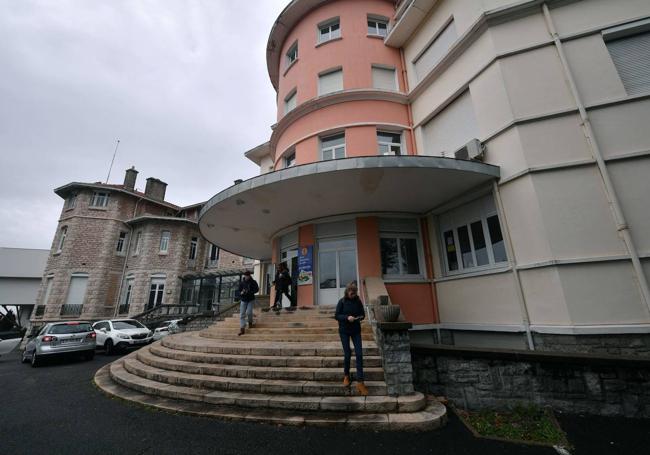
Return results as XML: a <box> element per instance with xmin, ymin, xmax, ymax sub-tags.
<box><xmin>94</xmin><ymin>306</ymin><xmax>446</xmax><ymax>430</ymax></box>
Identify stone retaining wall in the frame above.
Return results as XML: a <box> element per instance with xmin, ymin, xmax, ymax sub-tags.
<box><xmin>411</xmin><ymin>345</ymin><xmax>650</xmax><ymax>418</ymax></box>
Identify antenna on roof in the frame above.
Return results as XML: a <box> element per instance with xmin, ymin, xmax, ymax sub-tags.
<box><xmin>105</xmin><ymin>139</ymin><xmax>121</xmax><ymax>184</ymax></box>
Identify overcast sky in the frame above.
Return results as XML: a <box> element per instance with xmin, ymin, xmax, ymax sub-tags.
<box><xmin>0</xmin><ymin>0</ymin><xmax>287</xmax><ymax>250</ymax></box>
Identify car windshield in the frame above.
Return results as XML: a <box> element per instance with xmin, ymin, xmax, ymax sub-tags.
<box><xmin>112</xmin><ymin>320</ymin><xmax>145</xmax><ymax>330</ymax></box>
<box><xmin>49</xmin><ymin>323</ymin><xmax>93</xmax><ymax>334</ymax></box>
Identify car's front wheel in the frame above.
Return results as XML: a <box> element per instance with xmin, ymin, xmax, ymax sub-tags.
<box><xmin>30</xmin><ymin>351</ymin><xmax>40</xmax><ymax>368</ymax></box>
<box><xmin>104</xmin><ymin>339</ymin><xmax>113</xmax><ymax>356</ymax></box>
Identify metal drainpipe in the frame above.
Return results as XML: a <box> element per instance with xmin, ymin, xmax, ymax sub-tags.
<box><xmin>399</xmin><ymin>48</ymin><xmax>418</xmax><ymax>155</ymax></box>
<box><xmin>493</xmin><ymin>182</ymin><xmax>535</xmax><ymax>350</ymax></box>
<box><xmin>542</xmin><ymin>3</ymin><xmax>650</xmax><ymax>315</ymax></box>
<box><xmin>113</xmin><ymin>197</ymin><xmax>144</xmax><ymax>318</ymax></box>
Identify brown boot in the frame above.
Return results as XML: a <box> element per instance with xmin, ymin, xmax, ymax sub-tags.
<box><xmin>238</xmin><ymin>327</ymin><xmax>245</xmax><ymax>336</ymax></box>
<box><xmin>356</xmin><ymin>382</ymin><xmax>369</xmax><ymax>396</ymax></box>
<box><xmin>342</xmin><ymin>375</ymin><xmax>351</xmax><ymax>387</ymax></box>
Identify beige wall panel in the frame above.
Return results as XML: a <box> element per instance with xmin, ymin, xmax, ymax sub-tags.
<box><xmin>533</xmin><ymin>167</ymin><xmax>627</xmax><ymax>259</ymax></box>
<box><xmin>519</xmin><ymin>266</ymin><xmax>571</xmax><ymax>325</ymax></box>
<box><xmin>559</xmin><ymin>262</ymin><xmax>649</xmax><ymax>324</ymax></box>
<box><xmin>499</xmin><ymin>175</ymin><xmax>553</xmax><ymax>264</ymax></box>
<box><xmin>499</xmin><ymin>46</ymin><xmax>575</xmax><ymax>118</ymax></box>
<box><xmin>483</xmin><ymin>127</ymin><xmax>528</xmax><ymax>180</ymax></box>
<box><xmin>551</xmin><ymin>0</ymin><xmax>650</xmax><ymax>37</ymax></box>
<box><xmin>437</xmin><ymin>272</ymin><xmax>522</xmax><ymax>325</ymax></box>
<box><xmin>562</xmin><ymin>35</ymin><xmax>627</xmax><ymax>104</ymax></box>
<box><xmin>590</xmin><ymin>99</ymin><xmax>650</xmax><ymax>159</ymax></box>
<box><xmin>470</xmin><ymin>62</ymin><xmax>515</xmax><ymax>138</ymax></box>
<box><xmin>488</xmin><ymin>12</ymin><xmax>550</xmax><ymax>55</ymax></box>
<box><xmin>259</xmin><ymin>156</ymin><xmax>274</xmax><ymax>175</ymax></box>
<box><xmin>607</xmin><ymin>157</ymin><xmax>650</xmax><ymax>254</ymax></box>
<box><xmin>517</xmin><ymin>114</ymin><xmax>592</xmax><ymax>168</ymax></box>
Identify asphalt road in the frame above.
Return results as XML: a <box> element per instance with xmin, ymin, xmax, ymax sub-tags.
<box><xmin>0</xmin><ymin>348</ymin><xmax>648</xmax><ymax>455</ymax></box>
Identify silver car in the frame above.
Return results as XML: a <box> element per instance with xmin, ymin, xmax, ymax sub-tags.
<box><xmin>22</xmin><ymin>321</ymin><xmax>96</xmax><ymax>367</ymax></box>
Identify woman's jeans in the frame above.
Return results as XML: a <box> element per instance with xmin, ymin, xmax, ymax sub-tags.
<box><xmin>339</xmin><ymin>331</ymin><xmax>364</xmax><ymax>381</ymax></box>
<box><xmin>240</xmin><ymin>300</ymin><xmax>254</xmax><ymax>328</ymax></box>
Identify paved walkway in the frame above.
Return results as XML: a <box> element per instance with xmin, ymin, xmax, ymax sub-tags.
<box><xmin>1</xmin><ymin>350</ymin><xmax>648</xmax><ymax>454</ymax></box>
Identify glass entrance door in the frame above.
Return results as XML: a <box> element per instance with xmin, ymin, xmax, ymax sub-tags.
<box><xmin>317</xmin><ymin>238</ymin><xmax>357</xmax><ymax>306</ymax></box>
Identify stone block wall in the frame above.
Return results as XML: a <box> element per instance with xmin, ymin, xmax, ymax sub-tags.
<box><xmin>412</xmin><ymin>345</ymin><xmax>650</xmax><ymax>418</ymax></box>
<box><xmin>374</xmin><ymin>324</ymin><xmax>415</xmax><ymax>396</ymax></box>
<box><xmin>534</xmin><ymin>333</ymin><xmax>650</xmax><ymax>357</ymax></box>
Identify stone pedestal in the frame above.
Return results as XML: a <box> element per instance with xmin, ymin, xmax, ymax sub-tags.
<box><xmin>375</xmin><ymin>321</ymin><xmax>415</xmax><ymax>396</ymax></box>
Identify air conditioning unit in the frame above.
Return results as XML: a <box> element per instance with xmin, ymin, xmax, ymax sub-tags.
<box><xmin>454</xmin><ymin>138</ymin><xmax>485</xmax><ymax>161</ymax></box>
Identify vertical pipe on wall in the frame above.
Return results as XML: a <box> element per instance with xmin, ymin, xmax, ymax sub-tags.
<box><xmin>493</xmin><ymin>182</ymin><xmax>535</xmax><ymax>350</ymax></box>
<box><xmin>542</xmin><ymin>3</ymin><xmax>650</xmax><ymax>316</ymax></box>
<box><xmin>400</xmin><ymin>48</ymin><xmax>418</xmax><ymax>155</ymax></box>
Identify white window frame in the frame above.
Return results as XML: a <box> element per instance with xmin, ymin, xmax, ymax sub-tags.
<box><xmin>66</xmin><ymin>194</ymin><xmax>77</xmax><ymax>210</ymax></box>
<box><xmin>318</xmin><ymin>68</ymin><xmax>344</xmax><ymax>96</ymax></box>
<box><xmin>121</xmin><ymin>277</ymin><xmax>134</xmax><ymax>307</ymax></box>
<box><xmin>116</xmin><ymin>231</ymin><xmax>128</xmax><ymax>254</ymax></box>
<box><xmin>207</xmin><ymin>244</ymin><xmax>220</xmax><ymax>267</ymax></box>
<box><xmin>377</xmin><ymin>130</ymin><xmax>404</xmax><ymax>156</ymax></box>
<box><xmin>379</xmin><ymin>233</ymin><xmax>424</xmax><ymax>280</ymax></box>
<box><xmin>133</xmin><ymin>231</ymin><xmax>142</xmax><ymax>256</ymax></box>
<box><xmin>284</xmin><ymin>89</ymin><xmax>297</xmax><ymax>114</ymax></box>
<box><xmin>320</xmin><ymin>133</ymin><xmax>346</xmax><ymax>161</ymax></box>
<box><xmin>56</xmin><ymin>226</ymin><xmax>68</xmax><ymax>253</ymax></box>
<box><xmin>367</xmin><ymin>15</ymin><xmax>389</xmax><ymax>37</ymax></box>
<box><xmin>603</xmin><ymin>21</ymin><xmax>650</xmax><ymax>96</ymax></box>
<box><xmin>318</xmin><ymin>17</ymin><xmax>341</xmax><ymax>44</ymax></box>
<box><xmin>189</xmin><ymin>237</ymin><xmax>198</xmax><ymax>260</ymax></box>
<box><xmin>285</xmin><ymin>150</ymin><xmax>296</xmax><ymax>168</ymax></box>
<box><xmin>286</xmin><ymin>42</ymin><xmax>298</xmax><ymax>67</ymax></box>
<box><xmin>90</xmin><ymin>191</ymin><xmax>109</xmax><ymax>208</ymax></box>
<box><xmin>159</xmin><ymin>231</ymin><xmax>171</xmax><ymax>254</ymax></box>
<box><xmin>42</xmin><ymin>276</ymin><xmax>54</xmax><ymax>305</ymax></box>
<box><xmin>148</xmin><ymin>275</ymin><xmax>166</xmax><ymax>308</ymax></box>
<box><xmin>371</xmin><ymin>65</ymin><xmax>398</xmax><ymax>91</ymax></box>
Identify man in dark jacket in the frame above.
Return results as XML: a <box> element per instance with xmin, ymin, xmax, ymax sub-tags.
<box><xmin>272</xmin><ymin>264</ymin><xmax>292</xmax><ymax>311</ymax></box>
<box><xmin>334</xmin><ymin>282</ymin><xmax>368</xmax><ymax>396</ymax></box>
<box><xmin>238</xmin><ymin>271</ymin><xmax>259</xmax><ymax>336</ymax></box>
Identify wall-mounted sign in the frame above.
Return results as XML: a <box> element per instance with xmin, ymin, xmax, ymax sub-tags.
<box><xmin>297</xmin><ymin>245</ymin><xmax>313</xmax><ymax>286</ymax></box>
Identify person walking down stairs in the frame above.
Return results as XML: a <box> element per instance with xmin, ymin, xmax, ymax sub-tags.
<box><xmin>335</xmin><ymin>282</ymin><xmax>368</xmax><ymax>396</ymax></box>
<box><xmin>238</xmin><ymin>271</ymin><xmax>259</xmax><ymax>336</ymax></box>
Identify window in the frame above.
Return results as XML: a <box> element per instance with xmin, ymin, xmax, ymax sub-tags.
<box><xmin>439</xmin><ymin>195</ymin><xmax>508</xmax><ymax>274</ymax></box>
<box><xmin>377</xmin><ymin>131</ymin><xmax>403</xmax><ymax>155</ymax></box>
<box><xmin>120</xmin><ymin>278</ymin><xmax>134</xmax><ymax>312</ymax></box>
<box><xmin>285</xmin><ymin>151</ymin><xmax>296</xmax><ymax>168</ymax></box>
<box><xmin>318</xmin><ymin>68</ymin><xmax>343</xmax><ymax>95</ymax></box>
<box><xmin>379</xmin><ymin>218</ymin><xmax>422</xmax><ymax>278</ymax></box>
<box><xmin>372</xmin><ymin>65</ymin><xmax>397</xmax><ymax>90</ymax></box>
<box><xmin>422</xmin><ymin>91</ymin><xmax>479</xmax><ymax>157</ymax></box>
<box><xmin>285</xmin><ymin>89</ymin><xmax>297</xmax><ymax>114</ymax></box>
<box><xmin>208</xmin><ymin>244</ymin><xmax>220</xmax><ymax>267</ymax></box>
<box><xmin>57</xmin><ymin>226</ymin><xmax>67</xmax><ymax>252</ymax></box>
<box><xmin>133</xmin><ymin>231</ymin><xmax>142</xmax><ymax>256</ymax></box>
<box><xmin>414</xmin><ymin>19</ymin><xmax>458</xmax><ymax>81</ymax></box>
<box><xmin>148</xmin><ymin>277</ymin><xmax>166</xmax><ymax>309</ymax></box>
<box><xmin>42</xmin><ymin>277</ymin><xmax>54</xmax><ymax>305</ymax></box>
<box><xmin>321</xmin><ymin>133</ymin><xmax>346</xmax><ymax>161</ymax></box>
<box><xmin>286</xmin><ymin>42</ymin><xmax>298</xmax><ymax>66</ymax></box>
<box><xmin>243</xmin><ymin>257</ymin><xmax>255</xmax><ymax>266</ymax></box>
<box><xmin>605</xmin><ymin>28</ymin><xmax>650</xmax><ymax>95</ymax></box>
<box><xmin>116</xmin><ymin>232</ymin><xmax>128</xmax><ymax>253</ymax></box>
<box><xmin>189</xmin><ymin>237</ymin><xmax>198</xmax><ymax>260</ymax></box>
<box><xmin>318</xmin><ymin>18</ymin><xmax>341</xmax><ymax>43</ymax></box>
<box><xmin>90</xmin><ymin>191</ymin><xmax>109</xmax><ymax>208</ymax></box>
<box><xmin>65</xmin><ymin>194</ymin><xmax>77</xmax><ymax>209</ymax></box>
<box><xmin>159</xmin><ymin>231</ymin><xmax>171</xmax><ymax>253</ymax></box>
<box><xmin>65</xmin><ymin>275</ymin><xmax>88</xmax><ymax>307</ymax></box>
<box><xmin>368</xmin><ymin>17</ymin><xmax>388</xmax><ymax>37</ymax></box>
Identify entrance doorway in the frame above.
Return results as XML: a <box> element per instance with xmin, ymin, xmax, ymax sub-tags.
<box><xmin>317</xmin><ymin>238</ymin><xmax>358</xmax><ymax>306</ymax></box>
<box><xmin>280</xmin><ymin>248</ymin><xmax>299</xmax><ymax>306</ymax></box>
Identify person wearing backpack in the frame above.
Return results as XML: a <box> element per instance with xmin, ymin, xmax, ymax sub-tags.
<box><xmin>238</xmin><ymin>271</ymin><xmax>259</xmax><ymax>336</ymax></box>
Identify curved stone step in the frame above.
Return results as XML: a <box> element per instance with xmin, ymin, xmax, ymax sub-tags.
<box><xmin>123</xmin><ymin>356</ymin><xmax>388</xmax><ymax>396</ymax></box>
<box><xmin>108</xmin><ymin>358</ymin><xmax>424</xmax><ymax>414</ymax></box>
<box><xmin>149</xmin><ymin>344</ymin><xmax>383</xmax><ymax>368</ymax></box>
<box><xmin>199</xmin><ymin>332</ymin><xmax>374</xmax><ymax>342</ymax></box>
<box><xmin>215</xmin><ymin>324</ymin><xmax>373</xmax><ymax>333</ymax></box>
<box><xmin>137</xmin><ymin>347</ymin><xmax>385</xmax><ymax>381</ymax></box>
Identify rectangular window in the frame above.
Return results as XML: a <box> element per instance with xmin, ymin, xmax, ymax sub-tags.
<box><xmin>372</xmin><ymin>65</ymin><xmax>397</xmax><ymax>91</ymax></box>
<box><xmin>66</xmin><ymin>194</ymin><xmax>77</xmax><ymax>209</ymax></box>
<box><xmin>414</xmin><ymin>19</ymin><xmax>458</xmax><ymax>81</ymax></box>
<box><xmin>605</xmin><ymin>30</ymin><xmax>650</xmax><ymax>95</ymax></box>
<box><xmin>286</xmin><ymin>42</ymin><xmax>298</xmax><ymax>66</ymax></box>
<box><xmin>42</xmin><ymin>277</ymin><xmax>54</xmax><ymax>305</ymax></box>
<box><xmin>422</xmin><ymin>90</ymin><xmax>479</xmax><ymax>157</ymax></box>
<box><xmin>159</xmin><ymin>231</ymin><xmax>171</xmax><ymax>253</ymax></box>
<box><xmin>368</xmin><ymin>17</ymin><xmax>388</xmax><ymax>37</ymax></box>
<box><xmin>379</xmin><ymin>218</ymin><xmax>422</xmax><ymax>278</ymax></box>
<box><xmin>57</xmin><ymin>226</ymin><xmax>67</xmax><ymax>252</ymax></box>
<box><xmin>377</xmin><ymin>131</ymin><xmax>403</xmax><ymax>156</ymax></box>
<box><xmin>208</xmin><ymin>244</ymin><xmax>220</xmax><ymax>267</ymax></box>
<box><xmin>285</xmin><ymin>151</ymin><xmax>296</xmax><ymax>168</ymax></box>
<box><xmin>285</xmin><ymin>90</ymin><xmax>297</xmax><ymax>114</ymax></box>
<box><xmin>133</xmin><ymin>231</ymin><xmax>142</xmax><ymax>256</ymax></box>
<box><xmin>116</xmin><ymin>232</ymin><xmax>128</xmax><ymax>253</ymax></box>
<box><xmin>189</xmin><ymin>237</ymin><xmax>198</xmax><ymax>260</ymax></box>
<box><xmin>318</xmin><ymin>68</ymin><xmax>343</xmax><ymax>95</ymax></box>
<box><xmin>65</xmin><ymin>275</ymin><xmax>88</xmax><ymax>307</ymax></box>
<box><xmin>321</xmin><ymin>133</ymin><xmax>346</xmax><ymax>161</ymax></box>
<box><xmin>90</xmin><ymin>191</ymin><xmax>109</xmax><ymax>208</ymax></box>
<box><xmin>120</xmin><ymin>278</ymin><xmax>134</xmax><ymax>311</ymax></box>
<box><xmin>318</xmin><ymin>18</ymin><xmax>341</xmax><ymax>43</ymax></box>
<box><xmin>148</xmin><ymin>277</ymin><xmax>165</xmax><ymax>309</ymax></box>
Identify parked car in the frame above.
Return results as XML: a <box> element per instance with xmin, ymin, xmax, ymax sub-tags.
<box><xmin>152</xmin><ymin>319</ymin><xmax>182</xmax><ymax>341</ymax></box>
<box><xmin>0</xmin><ymin>328</ymin><xmax>26</xmax><ymax>357</ymax></box>
<box><xmin>21</xmin><ymin>321</ymin><xmax>96</xmax><ymax>367</ymax></box>
<box><xmin>93</xmin><ymin>319</ymin><xmax>153</xmax><ymax>355</ymax></box>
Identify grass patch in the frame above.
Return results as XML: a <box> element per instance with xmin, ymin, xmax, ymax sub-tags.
<box><xmin>456</xmin><ymin>405</ymin><xmax>569</xmax><ymax>447</ymax></box>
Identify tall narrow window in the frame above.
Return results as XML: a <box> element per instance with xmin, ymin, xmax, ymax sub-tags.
<box><xmin>318</xmin><ymin>18</ymin><xmax>340</xmax><ymax>43</ymax></box>
<box><xmin>133</xmin><ymin>231</ymin><xmax>142</xmax><ymax>256</ymax></box>
<box><xmin>120</xmin><ymin>278</ymin><xmax>134</xmax><ymax>313</ymax></box>
<box><xmin>318</xmin><ymin>68</ymin><xmax>343</xmax><ymax>95</ymax></box>
<box><xmin>208</xmin><ymin>244</ymin><xmax>220</xmax><ymax>267</ymax></box>
<box><xmin>372</xmin><ymin>65</ymin><xmax>397</xmax><ymax>90</ymax></box>
<box><xmin>189</xmin><ymin>237</ymin><xmax>198</xmax><ymax>260</ymax></box>
<box><xmin>42</xmin><ymin>277</ymin><xmax>54</xmax><ymax>305</ymax></box>
<box><xmin>116</xmin><ymin>232</ymin><xmax>128</xmax><ymax>254</ymax></box>
<box><xmin>90</xmin><ymin>191</ymin><xmax>109</xmax><ymax>208</ymax></box>
<box><xmin>285</xmin><ymin>89</ymin><xmax>297</xmax><ymax>114</ymax></box>
<box><xmin>285</xmin><ymin>151</ymin><xmax>296</xmax><ymax>168</ymax></box>
<box><xmin>321</xmin><ymin>133</ymin><xmax>346</xmax><ymax>161</ymax></box>
<box><xmin>377</xmin><ymin>131</ymin><xmax>403</xmax><ymax>155</ymax></box>
<box><xmin>57</xmin><ymin>226</ymin><xmax>68</xmax><ymax>253</ymax></box>
<box><xmin>605</xmin><ymin>30</ymin><xmax>650</xmax><ymax>95</ymax></box>
<box><xmin>414</xmin><ymin>19</ymin><xmax>458</xmax><ymax>81</ymax></box>
<box><xmin>66</xmin><ymin>194</ymin><xmax>77</xmax><ymax>209</ymax></box>
<box><xmin>159</xmin><ymin>231</ymin><xmax>171</xmax><ymax>253</ymax></box>
<box><xmin>65</xmin><ymin>275</ymin><xmax>88</xmax><ymax>307</ymax></box>
<box><xmin>148</xmin><ymin>277</ymin><xmax>166</xmax><ymax>309</ymax></box>
<box><xmin>286</xmin><ymin>42</ymin><xmax>298</xmax><ymax>66</ymax></box>
<box><xmin>368</xmin><ymin>16</ymin><xmax>388</xmax><ymax>37</ymax></box>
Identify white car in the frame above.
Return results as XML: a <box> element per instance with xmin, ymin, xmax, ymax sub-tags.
<box><xmin>152</xmin><ymin>319</ymin><xmax>182</xmax><ymax>341</ymax></box>
<box><xmin>93</xmin><ymin>319</ymin><xmax>153</xmax><ymax>355</ymax></box>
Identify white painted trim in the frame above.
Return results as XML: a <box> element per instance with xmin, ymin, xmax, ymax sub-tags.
<box><xmin>434</xmin><ymin>265</ymin><xmax>511</xmax><ymax>283</ymax></box>
<box><xmin>430</xmin><ymin>323</ymin><xmax>526</xmax><ymax>333</ymax></box>
<box><xmin>531</xmin><ymin>324</ymin><xmax>650</xmax><ymax>335</ymax></box>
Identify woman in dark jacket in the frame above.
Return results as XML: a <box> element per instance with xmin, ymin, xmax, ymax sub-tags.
<box><xmin>334</xmin><ymin>282</ymin><xmax>368</xmax><ymax>396</ymax></box>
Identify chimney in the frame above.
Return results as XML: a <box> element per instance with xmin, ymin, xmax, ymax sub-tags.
<box><xmin>123</xmin><ymin>166</ymin><xmax>138</xmax><ymax>191</ymax></box>
<box><xmin>145</xmin><ymin>177</ymin><xmax>167</xmax><ymax>202</ymax></box>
